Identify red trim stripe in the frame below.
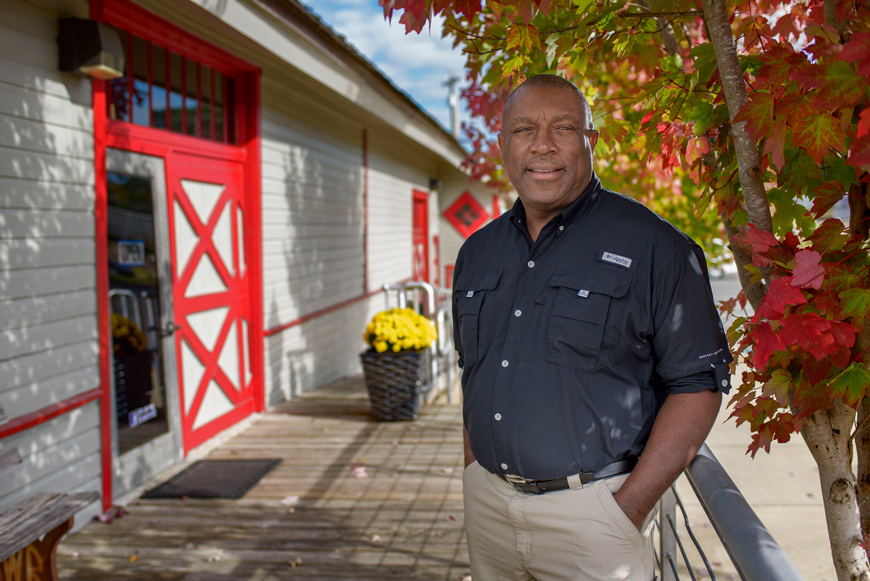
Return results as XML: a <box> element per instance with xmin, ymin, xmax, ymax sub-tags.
<box><xmin>0</xmin><ymin>389</ymin><xmax>101</xmax><ymax>441</ymax></box>
<box><xmin>262</xmin><ymin>281</ymin><xmax>410</xmax><ymax>338</ymax></box>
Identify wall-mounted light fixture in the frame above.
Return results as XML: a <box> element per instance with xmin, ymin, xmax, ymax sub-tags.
<box><xmin>58</xmin><ymin>18</ymin><xmax>125</xmax><ymax>80</ymax></box>
<box><xmin>429</xmin><ymin>178</ymin><xmax>443</xmax><ymax>192</ymax></box>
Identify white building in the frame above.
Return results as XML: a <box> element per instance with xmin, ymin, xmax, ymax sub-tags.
<box><xmin>0</xmin><ymin>0</ymin><xmax>493</xmax><ymax>521</ymax></box>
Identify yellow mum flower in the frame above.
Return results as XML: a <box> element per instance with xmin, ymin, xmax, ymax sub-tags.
<box><xmin>363</xmin><ymin>307</ymin><xmax>437</xmax><ymax>353</ymax></box>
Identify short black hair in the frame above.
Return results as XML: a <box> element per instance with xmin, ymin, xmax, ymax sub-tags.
<box><xmin>502</xmin><ymin>74</ymin><xmax>593</xmax><ymax>129</ymax></box>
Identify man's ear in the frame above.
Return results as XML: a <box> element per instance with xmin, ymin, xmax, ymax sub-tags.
<box><xmin>497</xmin><ymin>133</ymin><xmax>505</xmax><ymax>155</ymax></box>
<box><xmin>589</xmin><ymin>129</ymin><xmax>600</xmax><ymax>150</ymax></box>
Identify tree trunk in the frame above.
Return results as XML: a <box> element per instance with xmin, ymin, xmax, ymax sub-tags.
<box><xmin>803</xmin><ymin>403</ymin><xmax>870</xmax><ymax>580</ymax></box>
<box><xmin>856</xmin><ymin>396</ymin><xmax>870</xmax><ymax>537</ymax></box>
<box><xmin>720</xmin><ymin>211</ymin><xmax>765</xmax><ymax>310</ymax></box>
<box><xmin>700</xmin><ymin>0</ymin><xmax>773</xmax><ymax>240</ymax></box>
<box><xmin>849</xmin><ymin>181</ymin><xmax>870</xmax><ymax>539</ymax></box>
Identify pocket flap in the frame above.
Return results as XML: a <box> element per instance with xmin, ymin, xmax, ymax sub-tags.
<box><xmin>455</xmin><ymin>269</ymin><xmax>503</xmax><ymax>292</ymax></box>
<box><xmin>549</xmin><ymin>268</ymin><xmax>631</xmax><ymax>298</ymax></box>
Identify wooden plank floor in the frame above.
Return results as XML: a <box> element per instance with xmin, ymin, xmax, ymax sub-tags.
<box><xmin>58</xmin><ymin>377</ymin><xmax>471</xmax><ymax>580</ymax></box>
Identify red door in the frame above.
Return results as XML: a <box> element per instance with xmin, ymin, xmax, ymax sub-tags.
<box><xmin>413</xmin><ymin>190</ymin><xmax>429</xmax><ymax>282</ymax></box>
<box><xmin>168</xmin><ymin>154</ymin><xmax>255</xmax><ymax>450</ymax></box>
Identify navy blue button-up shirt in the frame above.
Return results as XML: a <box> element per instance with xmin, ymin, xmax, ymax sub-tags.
<box><xmin>452</xmin><ymin>174</ymin><xmax>731</xmax><ymax>481</ymax></box>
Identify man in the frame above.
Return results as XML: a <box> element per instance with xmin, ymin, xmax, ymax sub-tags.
<box><xmin>453</xmin><ymin>74</ymin><xmax>732</xmax><ymax>580</ymax></box>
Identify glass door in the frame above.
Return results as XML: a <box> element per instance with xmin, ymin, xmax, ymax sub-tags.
<box><xmin>106</xmin><ymin>148</ymin><xmax>182</xmax><ymax>498</ymax></box>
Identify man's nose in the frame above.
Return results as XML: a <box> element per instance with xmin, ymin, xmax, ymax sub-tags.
<box><xmin>530</xmin><ymin>130</ymin><xmax>557</xmax><ymax>155</ymax></box>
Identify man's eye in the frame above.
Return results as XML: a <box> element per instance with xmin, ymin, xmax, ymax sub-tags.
<box><xmin>557</xmin><ymin>126</ymin><xmax>574</xmax><ymax>131</ymax></box>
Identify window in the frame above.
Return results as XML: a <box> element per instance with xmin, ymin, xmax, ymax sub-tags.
<box><xmin>108</xmin><ymin>32</ymin><xmax>236</xmax><ymax>144</ymax></box>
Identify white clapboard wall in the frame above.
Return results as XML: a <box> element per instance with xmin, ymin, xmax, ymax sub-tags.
<box><xmin>0</xmin><ymin>0</ymin><xmax>102</xmax><ymax>523</ymax></box>
<box><xmin>259</xmin><ymin>104</ymin><xmax>441</xmax><ymax>404</ymax></box>
<box><xmin>260</xmin><ymin>107</ymin><xmax>367</xmax><ymax>404</ymax></box>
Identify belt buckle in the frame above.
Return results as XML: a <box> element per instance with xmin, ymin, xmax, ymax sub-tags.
<box><xmin>503</xmin><ymin>474</ymin><xmax>534</xmax><ymax>486</ymax></box>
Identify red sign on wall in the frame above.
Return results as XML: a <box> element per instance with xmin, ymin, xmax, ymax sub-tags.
<box><xmin>443</xmin><ymin>191</ymin><xmax>490</xmax><ymax>238</ymax></box>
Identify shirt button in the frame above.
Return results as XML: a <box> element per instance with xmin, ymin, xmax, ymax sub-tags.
<box><xmin>527</xmin><ymin>260</ymin><xmax>535</xmax><ymax>268</ymax></box>
<box><xmin>558</xmin><ymin>225</ymin><xmax>565</xmax><ymax>231</ymax></box>
<box><xmin>494</xmin><ymin>413</ymin><xmax>502</xmax><ymax>421</ymax></box>
<box><xmin>500</xmin><ymin>463</ymin><xmax>508</xmax><ymax>471</ymax></box>
<box><xmin>514</xmin><ymin>309</ymin><xmax>522</xmax><ymax>317</ymax></box>
<box><xmin>721</xmin><ymin>379</ymin><xmax>729</xmax><ymax>387</ymax></box>
<box><xmin>501</xmin><ymin>360</ymin><xmax>509</xmax><ymax>367</ymax></box>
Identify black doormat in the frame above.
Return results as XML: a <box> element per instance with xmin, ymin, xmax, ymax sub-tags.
<box><xmin>142</xmin><ymin>459</ymin><xmax>281</xmax><ymax>499</ymax></box>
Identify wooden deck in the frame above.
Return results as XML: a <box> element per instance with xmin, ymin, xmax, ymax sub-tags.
<box><xmin>57</xmin><ymin>377</ymin><xmax>470</xmax><ymax>580</ymax></box>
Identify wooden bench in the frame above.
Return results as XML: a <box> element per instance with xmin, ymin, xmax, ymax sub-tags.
<box><xmin>0</xmin><ymin>491</ymin><xmax>100</xmax><ymax>581</ymax></box>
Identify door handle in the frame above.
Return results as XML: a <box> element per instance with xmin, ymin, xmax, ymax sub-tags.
<box><xmin>161</xmin><ymin>322</ymin><xmax>182</xmax><ymax>337</ymax></box>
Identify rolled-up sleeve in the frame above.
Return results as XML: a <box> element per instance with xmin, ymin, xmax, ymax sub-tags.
<box><xmin>651</xmin><ymin>243</ymin><xmax>732</xmax><ymax>394</ymax></box>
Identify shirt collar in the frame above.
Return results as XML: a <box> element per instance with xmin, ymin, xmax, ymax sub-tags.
<box><xmin>509</xmin><ymin>172</ymin><xmax>601</xmax><ymax>234</ymax></box>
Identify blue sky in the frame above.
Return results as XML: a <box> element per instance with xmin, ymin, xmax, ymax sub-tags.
<box><xmin>303</xmin><ymin>0</ymin><xmax>469</xmax><ymax>136</ymax></box>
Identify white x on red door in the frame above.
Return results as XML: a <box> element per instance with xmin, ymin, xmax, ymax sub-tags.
<box><xmin>168</xmin><ymin>153</ymin><xmax>254</xmax><ymax>451</ymax></box>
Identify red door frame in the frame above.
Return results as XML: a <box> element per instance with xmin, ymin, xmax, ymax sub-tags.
<box><xmin>412</xmin><ymin>190</ymin><xmax>429</xmax><ymax>283</ymax></box>
<box><xmin>91</xmin><ymin>0</ymin><xmax>263</xmax><ymax>510</ymax></box>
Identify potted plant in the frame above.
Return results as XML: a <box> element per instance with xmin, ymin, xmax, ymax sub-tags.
<box><xmin>360</xmin><ymin>307</ymin><xmax>437</xmax><ymax>421</ymax></box>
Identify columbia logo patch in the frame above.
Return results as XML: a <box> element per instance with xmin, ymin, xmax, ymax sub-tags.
<box><xmin>601</xmin><ymin>252</ymin><xmax>632</xmax><ymax>268</ymax></box>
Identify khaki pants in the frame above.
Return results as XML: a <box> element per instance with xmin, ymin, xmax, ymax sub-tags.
<box><xmin>462</xmin><ymin>461</ymin><xmax>656</xmax><ymax>581</ymax></box>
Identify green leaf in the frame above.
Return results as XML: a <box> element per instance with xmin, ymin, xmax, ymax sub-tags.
<box><xmin>762</xmin><ymin>369</ymin><xmax>793</xmax><ymax>406</ymax></box>
<box><xmin>690</xmin><ymin>43</ymin><xmax>718</xmax><ymax>84</ymax></box>
<box><xmin>687</xmin><ymin>101</ymin><xmax>714</xmax><ymax>135</ymax></box>
<box><xmin>830</xmin><ymin>363</ymin><xmax>870</xmax><ymax>406</ymax></box>
<box><xmin>639</xmin><ymin>18</ymin><xmax>658</xmax><ymax>33</ymax></box>
<box><xmin>573</xmin><ymin>0</ymin><xmax>595</xmax><ymax>13</ymax></box>
<box><xmin>822</xmin><ymin>156</ymin><xmax>859</xmax><ymax>190</ymax></box>
<box><xmin>840</xmin><ymin>288</ymin><xmax>870</xmax><ymax>333</ymax></box>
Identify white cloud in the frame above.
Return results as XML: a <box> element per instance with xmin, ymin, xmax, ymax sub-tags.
<box><xmin>303</xmin><ymin>0</ymin><xmax>469</xmax><ymax>133</ymax></box>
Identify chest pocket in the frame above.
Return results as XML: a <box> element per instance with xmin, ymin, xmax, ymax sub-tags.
<box><xmin>454</xmin><ymin>269</ymin><xmax>502</xmax><ymax>367</ymax></box>
<box><xmin>545</xmin><ymin>269</ymin><xmax>632</xmax><ymax>370</ymax></box>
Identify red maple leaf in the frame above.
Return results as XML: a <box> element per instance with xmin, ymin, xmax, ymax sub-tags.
<box><xmin>792</xmin><ymin>110</ymin><xmax>847</xmax><ymax>163</ymax></box>
<box><xmin>751</xmin><ymin>322</ymin><xmax>786</xmax><ymax>369</ymax></box>
<box><xmin>395</xmin><ymin>0</ymin><xmax>431</xmax><ymax>33</ymax></box>
<box><xmin>808</xmin><ymin>218</ymin><xmax>848</xmax><ymax>253</ymax></box>
<box><xmin>734</xmin><ymin>225</ymin><xmax>779</xmax><ymax>254</ymax></box>
<box><xmin>734</xmin><ymin>93</ymin><xmax>774</xmax><ymax>142</ymax></box>
<box><xmin>791</xmin><ymin>250</ymin><xmax>826</xmax><ymax>289</ymax></box>
<box><xmin>770</xmin><ymin>10</ymin><xmax>804</xmax><ymax>43</ymax></box>
<box><xmin>757</xmin><ymin>276</ymin><xmax>807</xmax><ymax>318</ymax></box>
<box><xmin>847</xmin><ymin>134</ymin><xmax>870</xmax><ymax>168</ymax></box>
<box><xmin>809</xmin><ymin>181</ymin><xmax>846</xmax><ymax>219</ymax></box>
<box><xmin>778</xmin><ymin>92</ymin><xmax>814</xmax><ymax>126</ymax></box>
<box><xmin>779</xmin><ymin>313</ymin><xmax>856</xmax><ymax>360</ymax></box>
<box><xmin>858</xmin><ymin>109</ymin><xmax>870</xmax><ymax>138</ymax></box>
<box><xmin>837</xmin><ymin>31</ymin><xmax>870</xmax><ymax>78</ymax></box>
<box><xmin>763</xmin><ymin>120</ymin><xmax>789</xmax><ymax>170</ymax></box>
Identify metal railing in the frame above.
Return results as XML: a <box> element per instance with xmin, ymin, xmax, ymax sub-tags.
<box><xmin>382</xmin><ymin>282</ymin><xmax>458</xmax><ymax>404</ymax></box>
<box><xmin>656</xmin><ymin>444</ymin><xmax>804</xmax><ymax>580</ymax></box>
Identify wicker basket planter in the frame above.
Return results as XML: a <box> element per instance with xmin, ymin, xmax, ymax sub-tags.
<box><xmin>360</xmin><ymin>349</ymin><xmax>428</xmax><ymax>421</ymax></box>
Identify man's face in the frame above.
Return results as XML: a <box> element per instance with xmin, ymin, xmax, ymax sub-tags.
<box><xmin>498</xmin><ymin>85</ymin><xmax>599</xmax><ymax>219</ymax></box>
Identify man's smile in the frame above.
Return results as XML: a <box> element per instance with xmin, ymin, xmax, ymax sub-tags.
<box><xmin>525</xmin><ymin>167</ymin><xmax>565</xmax><ymax>178</ymax></box>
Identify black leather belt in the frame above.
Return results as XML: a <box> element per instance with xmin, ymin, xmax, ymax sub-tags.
<box><xmin>499</xmin><ymin>457</ymin><xmax>638</xmax><ymax>494</ymax></box>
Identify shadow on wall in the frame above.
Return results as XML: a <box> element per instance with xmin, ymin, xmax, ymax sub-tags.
<box><xmin>0</xmin><ymin>56</ymin><xmax>102</xmax><ymax>508</ymax></box>
<box><xmin>262</xmin><ymin>133</ymin><xmax>369</xmax><ymax>404</ymax></box>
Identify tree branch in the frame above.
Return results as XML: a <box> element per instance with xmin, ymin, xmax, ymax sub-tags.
<box><xmin>701</xmin><ymin>0</ymin><xmax>772</xmax><ymax>294</ymax></box>
<box><xmin>619</xmin><ymin>10</ymin><xmax>703</xmax><ymax>17</ymax></box>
